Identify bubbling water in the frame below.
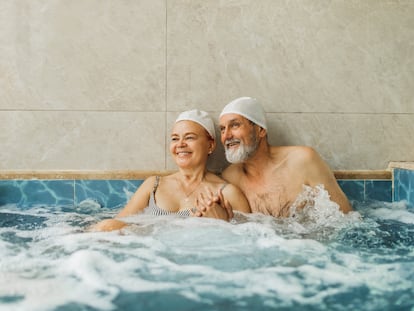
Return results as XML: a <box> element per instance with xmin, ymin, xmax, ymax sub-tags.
<box><xmin>0</xmin><ymin>186</ymin><xmax>413</xmax><ymax>311</ymax></box>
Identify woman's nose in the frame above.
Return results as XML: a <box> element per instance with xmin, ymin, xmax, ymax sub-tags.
<box><xmin>177</xmin><ymin>138</ymin><xmax>186</xmax><ymax>146</ymax></box>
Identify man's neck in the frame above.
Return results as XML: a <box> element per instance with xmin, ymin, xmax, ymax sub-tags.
<box><xmin>241</xmin><ymin>141</ymin><xmax>273</xmax><ymax>179</ymax></box>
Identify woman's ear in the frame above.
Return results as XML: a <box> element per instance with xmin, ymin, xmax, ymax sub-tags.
<box><xmin>209</xmin><ymin>139</ymin><xmax>217</xmax><ymax>154</ymax></box>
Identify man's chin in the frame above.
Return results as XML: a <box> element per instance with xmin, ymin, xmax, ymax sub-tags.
<box><xmin>225</xmin><ymin>152</ymin><xmax>245</xmax><ymax>164</ymax></box>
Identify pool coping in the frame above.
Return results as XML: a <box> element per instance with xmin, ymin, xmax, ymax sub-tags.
<box><xmin>388</xmin><ymin>161</ymin><xmax>414</xmax><ymax>171</ymax></box>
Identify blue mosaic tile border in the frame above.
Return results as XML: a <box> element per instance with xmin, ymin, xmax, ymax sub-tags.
<box><xmin>393</xmin><ymin>168</ymin><xmax>414</xmax><ymax>208</ymax></box>
<box><xmin>75</xmin><ymin>180</ymin><xmax>142</xmax><ymax>208</ymax></box>
<box><xmin>0</xmin><ymin>180</ymin><xmax>74</xmax><ymax>208</ymax></box>
<box><xmin>337</xmin><ymin>180</ymin><xmax>392</xmax><ymax>203</ymax></box>
<box><xmin>0</xmin><ymin>178</ymin><xmax>399</xmax><ymax>209</ymax></box>
<box><xmin>0</xmin><ymin>180</ymin><xmax>142</xmax><ymax>209</ymax></box>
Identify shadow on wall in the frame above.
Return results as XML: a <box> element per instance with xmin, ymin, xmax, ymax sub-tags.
<box><xmin>207</xmin><ymin>140</ymin><xmax>227</xmax><ymax>174</ymax></box>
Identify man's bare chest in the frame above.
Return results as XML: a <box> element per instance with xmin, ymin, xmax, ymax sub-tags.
<box><xmin>240</xmin><ymin>179</ymin><xmax>297</xmax><ymax>217</ymax></box>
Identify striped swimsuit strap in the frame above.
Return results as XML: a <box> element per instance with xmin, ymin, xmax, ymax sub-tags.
<box><xmin>145</xmin><ymin>176</ymin><xmax>191</xmax><ymax>217</ymax></box>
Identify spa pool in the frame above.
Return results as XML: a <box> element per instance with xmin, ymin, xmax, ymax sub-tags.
<box><xmin>0</xmin><ymin>188</ymin><xmax>413</xmax><ymax>311</ymax></box>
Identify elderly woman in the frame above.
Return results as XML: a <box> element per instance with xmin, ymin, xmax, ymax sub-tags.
<box><xmin>93</xmin><ymin>109</ymin><xmax>250</xmax><ymax>231</ymax></box>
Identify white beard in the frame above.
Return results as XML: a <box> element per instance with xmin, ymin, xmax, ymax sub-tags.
<box><xmin>225</xmin><ymin>132</ymin><xmax>259</xmax><ymax>163</ymax></box>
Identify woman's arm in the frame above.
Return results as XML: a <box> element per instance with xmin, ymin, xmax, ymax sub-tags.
<box><xmin>91</xmin><ymin>176</ymin><xmax>155</xmax><ymax>231</ymax></box>
<box><xmin>115</xmin><ymin>176</ymin><xmax>155</xmax><ymax>217</ymax></box>
<box><xmin>222</xmin><ymin>184</ymin><xmax>251</xmax><ymax>213</ymax></box>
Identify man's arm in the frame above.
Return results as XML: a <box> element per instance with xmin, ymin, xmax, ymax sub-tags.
<box><xmin>301</xmin><ymin>147</ymin><xmax>353</xmax><ymax>213</ymax></box>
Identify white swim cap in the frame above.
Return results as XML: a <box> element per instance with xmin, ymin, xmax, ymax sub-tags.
<box><xmin>175</xmin><ymin>109</ymin><xmax>216</xmax><ymax>139</ymax></box>
<box><xmin>220</xmin><ymin>97</ymin><xmax>267</xmax><ymax>130</ymax></box>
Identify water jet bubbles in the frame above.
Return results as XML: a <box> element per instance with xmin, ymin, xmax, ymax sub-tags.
<box><xmin>0</xmin><ymin>201</ymin><xmax>413</xmax><ymax>311</ymax></box>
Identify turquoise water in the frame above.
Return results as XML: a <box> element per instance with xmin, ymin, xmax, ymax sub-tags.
<box><xmin>0</xmin><ymin>189</ymin><xmax>413</xmax><ymax>311</ymax></box>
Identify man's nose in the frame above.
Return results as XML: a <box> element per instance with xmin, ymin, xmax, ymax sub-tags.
<box><xmin>221</xmin><ymin>128</ymin><xmax>231</xmax><ymax>140</ymax></box>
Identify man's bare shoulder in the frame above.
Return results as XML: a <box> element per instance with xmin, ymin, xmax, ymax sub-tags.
<box><xmin>277</xmin><ymin>145</ymin><xmax>335</xmax><ymax>182</ymax></box>
<box><xmin>270</xmin><ymin>146</ymin><xmax>320</xmax><ymax>167</ymax></box>
<box><xmin>271</xmin><ymin>145</ymin><xmax>320</xmax><ymax>166</ymax></box>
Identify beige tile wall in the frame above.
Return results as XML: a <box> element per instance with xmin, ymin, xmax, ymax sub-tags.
<box><xmin>1</xmin><ymin>0</ymin><xmax>413</xmax><ymax>171</ymax></box>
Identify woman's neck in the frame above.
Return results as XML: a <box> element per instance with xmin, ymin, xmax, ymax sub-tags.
<box><xmin>178</xmin><ymin>167</ymin><xmax>206</xmax><ymax>184</ymax></box>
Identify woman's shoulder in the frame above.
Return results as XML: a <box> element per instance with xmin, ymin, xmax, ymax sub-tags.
<box><xmin>135</xmin><ymin>176</ymin><xmax>158</xmax><ymax>193</ymax></box>
<box><xmin>205</xmin><ymin>171</ymin><xmax>226</xmax><ymax>183</ymax></box>
<box><xmin>220</xmin><ymin>182</ymin><xmax>242</xmax><ymax>196</ymax></box>
<box><xmin>142</xmin><ymin>175</ymin><xmax>159</xmax><ymax>185</ymax></box>
<box><xmin>145</xmin><ymin>173</ymin><xmax>178</xmax><ymax>183</ymax></box>
<box><xmin>220</xmin><ymin>182</ymin><xmax>251</xmax><ymax>213</ymax></box>
<box><xmin>204</xmin><ymin>171</ymin><xmax>232</xmax><ymax>191</ymax></box>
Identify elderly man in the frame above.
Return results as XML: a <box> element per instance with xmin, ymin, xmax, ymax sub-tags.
<box><xmin>214</xmin><ymin>96</ymin><xmax>352</xmax><ymax>217</ymax></box>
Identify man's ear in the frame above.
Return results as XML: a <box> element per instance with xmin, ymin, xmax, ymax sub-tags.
<box><xmin>258</xmin><ymin>127</ymin><xmax>267</xmax><ymax>138</ymax></box>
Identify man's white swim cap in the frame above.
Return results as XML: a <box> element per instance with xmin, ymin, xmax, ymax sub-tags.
<box><xmin>175</xmin><ymin>109</ymin><xmax>216</xmax><ymax>139</ymax></box>
<box><xmin>220</xmin><ymin>97</ymin><xmax>267</xmax><ymax>130</ymax></box>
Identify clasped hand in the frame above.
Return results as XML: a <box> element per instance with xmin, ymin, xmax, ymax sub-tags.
<box><xmin>192</xmin><ymin>187</ymin><xmax>234</xmax><ymax>221</ymax></box>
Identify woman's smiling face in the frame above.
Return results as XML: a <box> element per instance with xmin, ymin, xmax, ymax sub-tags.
<box><xmin>170</xmin><ymin>120</ymin><xmax>214</xmax><ymax>168</ymax></box>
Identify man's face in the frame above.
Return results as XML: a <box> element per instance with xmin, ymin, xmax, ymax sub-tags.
<box><xmin>219</xmin><ymin>114</ymin><xmax>259</xmax><ymax>163</ymax></box>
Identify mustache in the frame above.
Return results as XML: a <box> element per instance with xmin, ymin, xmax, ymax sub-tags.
<box><xmin>224</xmin><ymin>138</ymin><xmax>241</xmax><ymax>147</ymax></box>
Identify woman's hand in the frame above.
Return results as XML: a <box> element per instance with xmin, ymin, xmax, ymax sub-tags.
<box><xmin>89</xmin><ymin>218</ymin><xmax>128</xmax><ymax>232</ymax></box>
<box><xmin>193</xmin><ymin>187</ymin><xmax>234</xmax><ymax>221</ymax></box>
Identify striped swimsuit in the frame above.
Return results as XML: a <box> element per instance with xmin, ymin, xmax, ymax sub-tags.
<box><xmin>143</xmin><ymin>176</ymin><xmax>227</xmax><ymax>217</ymax></box>
<box><xmin>143</xmin><ymin>176</ymin><xmax>191</xmax><ymax>216</ymax></box>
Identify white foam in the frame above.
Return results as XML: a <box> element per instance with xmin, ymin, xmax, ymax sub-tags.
<box><xmin>0</xmin><ymin>196</ymin><xmax>412</xmax><ymax>310</ymax></box>
<box><xmin>77</xmin><ymin>199</ymin><xmax>103</xmax><ymax>210</ymax></box>
<box><xmin>364</xmin><ymin>200</ymin><xmax>414</xmax><ymax>224</ymax></box>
